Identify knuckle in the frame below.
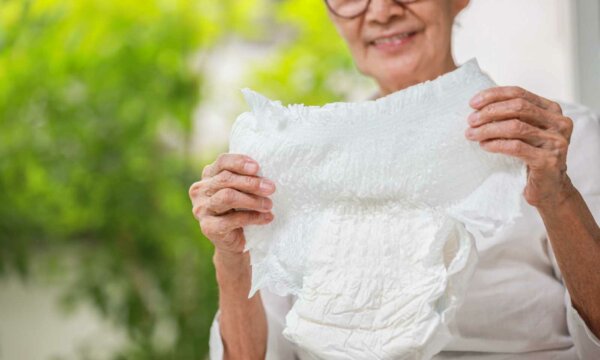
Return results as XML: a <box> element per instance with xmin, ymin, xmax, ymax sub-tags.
<box><xmin>188</xmin><ymin>181</ymin><xmax>201</xmax><ymax>198</ymax></box>
<box><xmin>564</xmin><ymin>116</ymin><xmax>573</xmax><ymax>129</ymax></box>
<box><xmin>507</xmin><ymin>120</ymin><xmax>524</xmax><ymax>134</ymax></box>
<box><xmin>554</xmin><ymin>122</ymin><xmax>566</xmax><ymax>135</ymax></box>
<box><xmin>199</xmin><ymin>217</ymin><xmax>212</xmax><ymax>233</ymax></box>
<box><xmin>217</xmin><ymin>170</ymin><xmax>233</xmax><ymax>185</ymax></box>
<box><xmin>514</xmin><ymin>86</ymin><xmax>527</xmax><ymax>98</ymax></box>
<box><xmin>513</xmin><ymin>98</ymin><xmax>528</xmax><ymax>112</ymax></box>
<box><xmin>244</xmin><ymin>174</ymin><xmax>260</xmax><ymax>189</ymax></box>
<box><xmin>192</xmin><ymin>204</ymin><xmax>203</xmax><ymax>219</ymax></box>
<box><xmin>216</xmin><ymin>152</ymin><xmax>227</xmax><ymax>163</ymax></box>
<box><xmin>550</xmin><ymin>101</ymin><xmax>563</xmax><ymax>114</ymax></box>
<box><xmin>507</xmin><ymin>140</ymin><xmax>523</xmax><ymax>153</ymax></box>
<box><xmin>219</xmin><ymin>188</ymin><xmax>238</xmax><ymax>205</ymax></box>
<box><xmin>215</xmin><ymin>153</ymin><xmax>228</xmax><ymax>169</ymax></box>
<box><xmin>208</xmin><ymin>190</ymin><xmax>224</xmax><ymax>209</ymax></box>
<box><xmin>216</xmin><ymin>170</ymin><xmax>234</xmax><ymax>185</ymax></box>
<box><xmin>201</xmin><ymin>164</ymin><xmax>212</xmax><ymax>179</ymax></box>
<box><xmin>557</xmin><ymin>117</ymin><xmax>573</xmax><ymax>134</ymax></box>
<box><xmin>554</xmin><ymin>138</ymin><xmax>568</xmax><ymax>151</ymax></box>
<box><xmin>485</xmin><ymin>103</ymin><xmax>497</xmax><ymax>115</ymax></box>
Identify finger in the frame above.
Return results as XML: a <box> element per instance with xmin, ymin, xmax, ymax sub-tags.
<box><xmin>188</xmin><ymin>181</ymin><xmax>203</xmax><ymax>199</ymax></box>
<box><xmin>470</xmin><ymin>86</ymin><xmax>562</xmax><ymax>114</ymax></box>
<box><xmin>202</xmin><ymin>153</ymin><xmax>260</xmax><ymax>179</ymax></box>
<box><xmin>553</xmin><ymin>115</ymin><xmax>574</xmax><ymax>141</ymax></box>
<box><xmin>478</xmin><ymin>138</ymin><xmax>548</xmax><ymax>168</ymax></box>
<box><xmin>465</xmin><ymin>119</ymin><xmax>548</xmax><ymax>147</ymax></box>
<box><xmin>207</xmin><ymin>188</ymin><xmax>273</xmax><ymax>215</ymax></box>
<box><xmin>467</xmin><ymin>98</ymin><xmax>553</xmax><ymax>129</ymax></box>
<box><xmin>206</xmin><ymin>170</ymin><xmax>276</xmax><ymax>197</ymax></box>
<box><xmin>201</xmin><ymin>211</ymin><xmax>274</xmax><ymax>238</ymax></box>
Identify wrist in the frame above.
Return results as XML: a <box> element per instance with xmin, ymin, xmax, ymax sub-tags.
<box><xmin>536</xmin><ymin>177</ymin><xmax>578</xmax><ymax>214</ymax></box>
<box><xmin>213</xmin><ymin>249</ymin><xmax>251</xmax><ymax>290</ymax></box>
<box><xmin>213</xmin><ymin>248</ymin><xmax>248</xmax><ymax>267</ymax></box>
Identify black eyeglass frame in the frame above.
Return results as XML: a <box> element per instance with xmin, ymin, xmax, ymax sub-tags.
<box><xmin>324</xmin><ymin>0</ymin><xmax>420</xmax><ymax>19</ymax></box>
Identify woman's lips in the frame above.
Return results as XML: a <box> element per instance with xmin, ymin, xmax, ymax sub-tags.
<box><xmin>369</xmin><ymin>31</ymin><xmax>419</xmax><ymax>53</ymax></box>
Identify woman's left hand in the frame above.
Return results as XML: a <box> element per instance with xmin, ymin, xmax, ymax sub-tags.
<box><xmin>465</xmin><ymin>86</ymin><xmax>576</xmax><ymax>209</ymax></box>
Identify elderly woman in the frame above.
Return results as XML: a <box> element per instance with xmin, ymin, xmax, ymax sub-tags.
<box><xmin>189</xmin><ymin>0</ymin><xmax>600</xmax><ymax>359</ymax></box>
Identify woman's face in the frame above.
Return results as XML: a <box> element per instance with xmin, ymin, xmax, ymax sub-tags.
<box><xmin>327</xmin><ymin>0</ymin><xmax>469</xmax><ymax>96</ymax></box>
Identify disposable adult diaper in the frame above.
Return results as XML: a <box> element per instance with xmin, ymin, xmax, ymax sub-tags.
<box><xmin>228</xmin><ymin>59</ymin><xmax>527</xmax><ymax>359</ymax></box>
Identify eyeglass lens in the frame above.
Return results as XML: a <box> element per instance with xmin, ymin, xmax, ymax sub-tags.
<box><xmin>326</xmin><ymin>0</ymin><xmax>416</xmax><ymax>18</ymax></box>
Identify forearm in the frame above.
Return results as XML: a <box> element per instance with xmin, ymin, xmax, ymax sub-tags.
<box><xmin>214</xmin><ymin>250</ymin><xmax>267</xmax><ymax>360</ymax></box>
<box><xmin>537</xmin><ymin>182</ymin><xmax>600</xmax><ymax>337</ymax></box>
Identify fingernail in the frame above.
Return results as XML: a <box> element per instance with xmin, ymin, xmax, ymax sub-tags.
<box><xmin>468</xmin><ymin>112</ymin><xmax>479</xmax><ymax>125</ymax></box>
<box><xmin>261</xmin><ymin>198</ymin><xmax>272</xmax><ymax>210</ymax></box>
<box><xmin>470</xmin><ymin>94</ymin><xmax>483</xmax><ymax>107</ymax></box>
<box><xmin>263</xmin><ymin>212</ymin><xmax>273</xmax><ymax>220</ymax></box>
<box><xmin>244</xmin><ymin>161</ymin><xmax>258</xmax><ymax>173</ymax></box>
<box><xmin>260</xmin><ymin>179</ymin><xmax>275</xmax><ymax>192</ymax></box>
<box><xmin>465</xmin><ymin>128</ymin><xmax>474</xmax><ymax>139</ymax></box>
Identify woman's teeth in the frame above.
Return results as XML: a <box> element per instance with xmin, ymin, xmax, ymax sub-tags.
<box><xmin>373</xmin><ymin>32</ymin><xmax>413</xmax><ymax>45</ymax></box>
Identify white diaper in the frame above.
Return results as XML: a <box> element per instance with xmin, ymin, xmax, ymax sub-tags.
<box><xmin>228</xmin><ymin>59</ymin><xmax>526</xmax><ymax>359</ymax></box>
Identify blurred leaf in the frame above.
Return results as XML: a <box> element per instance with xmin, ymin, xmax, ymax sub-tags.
<box><xmin>0</xmin><ymin>0</ymin><xmax>363</xmax><ymax>358</ymax></box>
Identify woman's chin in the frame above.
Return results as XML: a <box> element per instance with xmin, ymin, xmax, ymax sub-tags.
<box><xmin>369</xmin><ymin>60</ymin><xmax>422</xmax><ymax>92</ymax></box>
<box><xmin>364</xmin><ymin>49</ymin><xmax>422</xmax><ymax>81</ymax></box>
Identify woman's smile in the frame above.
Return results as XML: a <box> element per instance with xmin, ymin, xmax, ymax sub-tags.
<box><xmin>327</xmin><ymin>0</ymin><xmax>466</xmax><ymax>96</ymax></box>
<box><xmin>368</xmin><ymin>29</ymin><xmax>421</xmax><ymax>54</ymax></box>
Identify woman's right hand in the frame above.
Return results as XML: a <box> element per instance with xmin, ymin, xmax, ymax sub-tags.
<box><xmin>188</xmin><ymin>153</ymin><xmax>276</xmax><ymax>257</ymax></box>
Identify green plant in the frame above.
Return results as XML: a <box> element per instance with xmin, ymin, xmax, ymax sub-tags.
<box><xmin>0</xmin><ymin>0</ymin><xmax>359</xmax><ymax>358</ymax></box>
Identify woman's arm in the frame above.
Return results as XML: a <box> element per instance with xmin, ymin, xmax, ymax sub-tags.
<box><xmin>188</xmin><ymin>153</ymin><xmax>277</xmax><ymax>359</ymax></box>
<box><xmin>537</xmin><ymin>185</ymin><xmax>600</xmax><ymax>336</ymax></box>
<box><xmin>214</xmin><ymin>250</ymin><xmax>267</xmax><ymax>360</ymax></box>
<box><xmin>465</xmin><ymin>86</ymin><xmax>600</xmax><ymax>337</ymax></box>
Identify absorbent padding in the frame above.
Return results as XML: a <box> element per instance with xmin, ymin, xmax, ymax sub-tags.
<box><xmin>228</xmin><ymin>59</ymin><xmax>526</xmax><ymax>360</ymax></box>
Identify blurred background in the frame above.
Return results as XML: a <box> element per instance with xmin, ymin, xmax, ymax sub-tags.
<box><xmin>0</xmin><ymin>0</ymin><xmax>598</xmax><ymax>359</ymax></box>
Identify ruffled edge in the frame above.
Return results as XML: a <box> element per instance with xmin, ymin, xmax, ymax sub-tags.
<box><xmin>239</xmin><ymin>58</ymin><xmax>494</xmax><ymax>132</ymax></box>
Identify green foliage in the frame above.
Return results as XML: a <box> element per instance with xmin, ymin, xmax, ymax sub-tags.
<box><xmin>1</xmin><ymin>0</ymin><xmax>218</xmax><ymax>357</ymax></box>
<box><xmin>0</xmin><ymin>0</ymin><xmax>362</xmax><ymax>358</ymax></box>
<box><xmin>247</xmin><ymin>0</ymin><xmax>361</xmax><ymax>104</ymax></box>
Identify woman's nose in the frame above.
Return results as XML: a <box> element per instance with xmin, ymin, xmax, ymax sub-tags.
<box><xmin>365</xmin><ymin>0</ymin><xmax>408</xmax><ymax>24</ymax></box>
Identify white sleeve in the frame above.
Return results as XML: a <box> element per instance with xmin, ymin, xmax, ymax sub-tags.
<box><xmin>563</xmin><ymin>290</ymin><xmax>600</xmax><ymax>359</ymax></box>
<box><xmin>547</xmin><ymin>102</ymin><xmax>600</xmax><ymax>359</ymax></box>
<box><xmin>208</xmin><ymin>287</ymin><xmax>298</xmax><ymax>360</ymax></box>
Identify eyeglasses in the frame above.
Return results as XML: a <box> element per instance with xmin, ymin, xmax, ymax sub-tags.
<box><xmin>325</xmin><ymin>0</ymin><xmax>420</xmax><ymax>19</ymax></box>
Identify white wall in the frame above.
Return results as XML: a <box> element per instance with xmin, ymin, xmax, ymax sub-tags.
<box><xmin>572</xmin><ymin>0</ymin><xmax>600</xmax><ymax>112</ymax></box>
<box><xmin>453</xmin><ymin>0</ymin><xmax>599</xmax><ymax>112</ymax></box>
<box><xmin>453</xmin><ymin>0</ymin><xmax>578</xmax><ymax>104</ymax></box>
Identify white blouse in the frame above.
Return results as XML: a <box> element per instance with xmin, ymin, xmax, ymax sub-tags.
<box><xmin>208</xmin><ymin>101</ymin><xmax>600</xmax><ymax>359</ymax></box>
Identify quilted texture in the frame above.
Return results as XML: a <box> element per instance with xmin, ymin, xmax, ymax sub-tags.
<box><xmin>227</xmin><ymin>59</ymin><xmax>527</xmax><ymax>359</ymax></box>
